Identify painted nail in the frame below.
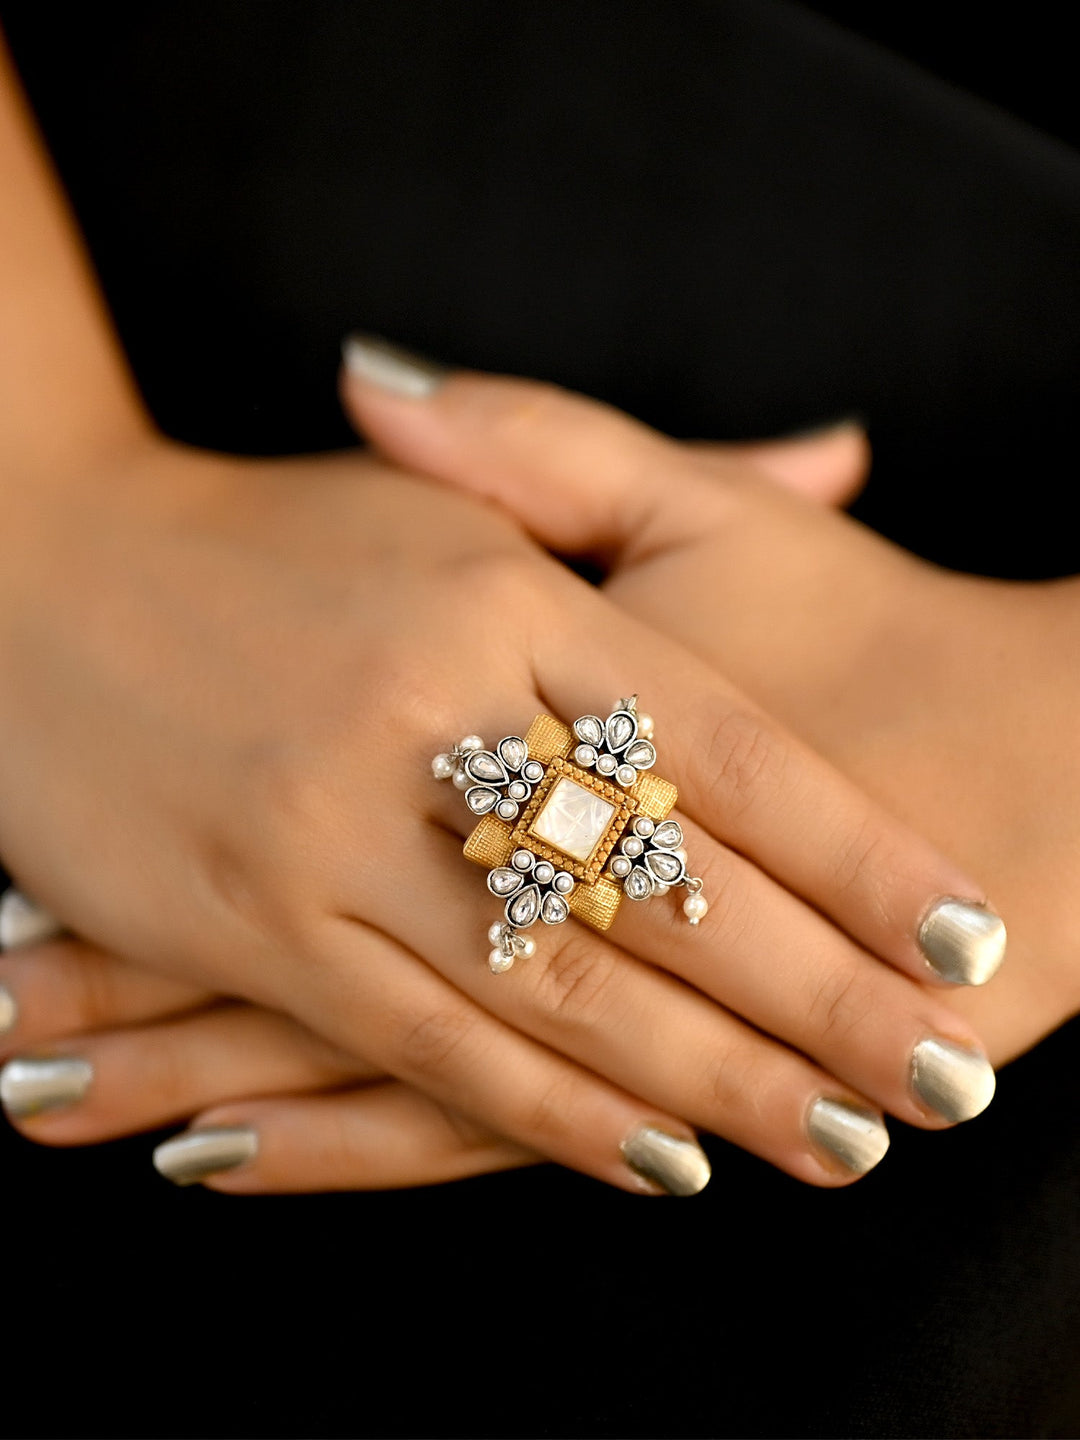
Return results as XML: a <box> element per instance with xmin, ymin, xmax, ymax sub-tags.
<box><xmin>0</xmin><ymin>1055</ymin><xmax>93</xmax><ymax>1119</ymax></box>
<box><xmin>153</xmin><ymin>1126</ymin><xmax>259</xmax><ymax>1187</ymax></box>
<box><xmin>911</xmin><ymin>1038</ymin><xmax>996</xmax><ymax>1122</ymax></box>
<box><xmin>0</xmin><ymin>984</ymin><xmax>16</xmax><ymax>1036</ymax></box>
<box><xmin>807</xmin><ymin>1097</ymin><xmax>890</xmax><ymax>1176</ymax></box>
<box><xmin>341</xmin><ymin>333</ymin><xmax>448</xmax><ymax>398</ymax></box>
<box><xmin>621</xmin><ymin>1125</ymin><xmax>711</xmax><ymax>1196</ymax></box>
<box><xmin>0</xmin><ymin>889</ymin><xmax>63</xmax><ymax>951</ymax></box>
<box><xmin>919</xmin><ymin>898</ymin><xmax>1006</xmax><ymax>986</ymax></box>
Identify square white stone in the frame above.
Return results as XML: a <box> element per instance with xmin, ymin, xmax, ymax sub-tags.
<box><xmin>529</xmin><ymin>777</ymin><xmax>616</xmax><ymax>863</ymax></box>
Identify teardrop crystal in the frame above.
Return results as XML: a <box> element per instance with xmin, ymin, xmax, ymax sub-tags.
<box><xmin>541</xmin><ymin>892</ymin><xmax>570</xmax><ymax>925</ymax></box>
<box><xmin>466</xmin><ymin>786</ymin><xmax>500</xmax><ymax>815</ymax></box>
<box><xmin>624</xmin><ymin>868</ymin><xmax>654</xmax><ymax>901</ymax></box>
<box><xmin>623</xmin><ymin>738</ymin><xmax>656</xmax><ymax>770</ymax></box>
<box><xmin>606</xmin><ymin>710</ymin><xmax>637</xmax><ymax>752</ymax></box>
<box><xmin>465</xmin><ymin>750</ymin><xmax>509</xmax><ymax>785</ymax></box>
<box><xmin>498</xmin><ymin>736</ymin><xmax>528</xmax><ymax>772</ymax></box>
<box><xmin>507</xmin><ymin>884</ymin><xmax>542</xmax><ymax>928</ymax></box>
<box><xmin>573</xmin><ymin>715</ymin><xmax>605</xmax><ymax>747</ymax></box>
<box><xmin>652</xmin><ymin>820</ymin><xmax>684</xmax><ymax>850</ymax></box>
<box><xmin>488</xmin><ymin>867</ymin><xmax>523</xmax><ymax>897</ymax></box>
<box><xmin>645</xmin><ymin>849</ymin><xmax>685</xmax><ymax>885</ymax></box>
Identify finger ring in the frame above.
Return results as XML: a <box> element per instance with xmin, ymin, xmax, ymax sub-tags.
<box><xmin>432</xmin><ymin>697</ymin><xmax>707</xmax><ymax>971</ymax></box>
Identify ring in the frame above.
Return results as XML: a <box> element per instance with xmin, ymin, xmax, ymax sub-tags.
<box><xmin>432</xmin><ymin>696</ymin><xmax>707</xmax><ymax>971</ymax></box>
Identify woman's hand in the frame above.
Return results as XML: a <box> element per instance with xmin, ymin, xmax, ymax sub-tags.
<box><xmin>0</xmin><ymin>416</ymin><xmax>1004</xmax><ymax>1195</ymax></box>
<box><xmin>347</xmin><ymin>351</ymin><xmax>1075</xmax><ymax>1067</ymax></box>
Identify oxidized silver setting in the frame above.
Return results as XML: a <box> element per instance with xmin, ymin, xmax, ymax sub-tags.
<box><xmin>433</xmin><ymin>696</ymin><xmax>708</xmax><ymax>971</ymax></box>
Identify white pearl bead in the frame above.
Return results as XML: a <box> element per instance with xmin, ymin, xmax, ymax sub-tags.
<box><xmin>596</xmin><ymin>754</ymin><xmax>617</xmax><ymax>775</ymax></box>
<box><xmin>431</xmin><ymin>752</ymin><xmax>456</xmax><ymax>780</ymax></box>
<box><xmin>488</xmin><ymin>948</ymin><xmax>515</xmax><ymax>973</ymax></box>
<box><xmin>516</xmin><ymin>935</ymin><xmax>537</xmax><ymax>959</ymax></box>
<box><xmin>452</xmin><ymin>768</ymin><xmax>470</xmax><ymax>790</ymax></box>
<box><xmin>674</xmin><ymin>848</ymin><xmax>688</xmax><ymax>865</ymax></box>
<box><xmin>615</xmin><ymin>764</ymin><xmax>636</xmax><ymax>788</ymax></box>
<box><xmin>460</xmin><ymin>735</ymin><xmax>485</xmax><ymax>753</ymax></box>
<box><xmin>683</xmin><ymin>893</ymin><xmax>709</xmax><ymax>925</ymax></box>
<box><xmin>488</xmin><ymin>921</ymin><xmax>506</xmax><ymax>945</ymax></box>
<box><xmin>637</xmin><ymin>712</ymin><xmax>655</xmax><ymax>740</ymax></box>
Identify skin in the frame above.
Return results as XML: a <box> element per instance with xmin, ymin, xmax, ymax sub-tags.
<box><xmin>0</xmin><ymin>43</ymin><xmax>1008</xmax><ymax>1193</ymax></box>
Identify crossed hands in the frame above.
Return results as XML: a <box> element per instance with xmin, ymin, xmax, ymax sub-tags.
<box><xmin>2</xmin><ymin>341</ymin><xmax>1075</xmax><ymax>1195</ymax></box>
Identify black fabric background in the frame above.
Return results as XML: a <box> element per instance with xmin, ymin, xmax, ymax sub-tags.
<box><xmin>1</xmin><ymin>4</ymin><xmax>1078</xmax><ymax>1436</ymax></box>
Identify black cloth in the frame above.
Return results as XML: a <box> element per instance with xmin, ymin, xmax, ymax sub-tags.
<box><xmin>1</xmin><ymin>4</ymin><xmax>1079</xmax><ymax>1436</ymax></box>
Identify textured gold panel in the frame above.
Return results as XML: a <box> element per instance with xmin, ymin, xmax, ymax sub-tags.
<box><xmin>631</xmin><ymin>772</ymin><xmax>678</xmax><ymax>821</ymax></box>
<box><xmin>569</xmin><ymin>875</ymin><xmax>623</xmax><ymax>932</ymax></box>
<box><xmin>523</xmin><ymin>713</ymin><xmax>573</xmax><ymax>764</ymax></box>
<box><xmin>463</xmin><ymin>814</ymin><xmax>514</xmax><ymax>871</ymax></box>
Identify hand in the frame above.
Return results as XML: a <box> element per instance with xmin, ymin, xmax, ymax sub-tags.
<box><xmin>0</xmin><ymin>417</ymin><xmax>1001</xmax><ymax>1195</ymax></box>
<box><xmin>347</xmin><ymin>351</ymin><xmax>1074</xmax><ymax>1066</ymax></box>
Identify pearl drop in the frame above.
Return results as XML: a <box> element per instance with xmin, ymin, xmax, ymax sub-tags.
<box><xmin>488</xmin><ymin>948</ymin><xmax>515</xmax><ymax>973</ymax></box>
<box><xmin>683</xmin><ymin>894</ymin><xmax>709</xmax><ymax>925</ymax></box>
<box><xmin>460</xmin><ymin>735</ymin><xmax>485</xmax><ymax>753</ymax></box>
<box><xmin>452</xmin><ymin>768</ymin><xmax>470</xmax><ymax>790</ymax></box>
<box><xmin>637</xmin><ymin>712</ymin><xmax>655</xmax><ymax>740</ymax></box>
<box><xmin>516</xmin><ymin>935</ymin><xmax>537</xmax><ymax>959</ymax></box>
<box><xmin>488</xmin><ymin>922</ymin><xmax>506</xmax><ymax>945</ymax></box>
<box><xmin>431</xmin><ymin>753</ymin><xmax>455</xmax><ymax>780</ymax></box>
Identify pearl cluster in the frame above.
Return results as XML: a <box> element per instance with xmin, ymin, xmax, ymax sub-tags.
<box><xmin>430</xmin><ymin>734</ymin><xmax>486</xmax><ymax>788</ymax></box>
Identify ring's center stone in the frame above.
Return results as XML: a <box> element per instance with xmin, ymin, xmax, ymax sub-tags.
<box><xmin>529</xmin><ymin>776</ymin><xmax>617</xmax><ymax>863</ymax></box>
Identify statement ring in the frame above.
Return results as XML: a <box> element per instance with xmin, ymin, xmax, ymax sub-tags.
<box><xmin>432</xmin><ymin>696</ymin><xmax>708</xmax><ymax>971</ymax></box>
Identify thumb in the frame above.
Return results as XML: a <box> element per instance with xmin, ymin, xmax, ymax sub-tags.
<box><xmin>690</xmin><ymin>422</ymin><xmax>870</xmax><ymax>508</ymax></box>
<box><xmin>340</xmin><ymin>334</ymin><xmax>738</xmax><ymax>561</ymax></box>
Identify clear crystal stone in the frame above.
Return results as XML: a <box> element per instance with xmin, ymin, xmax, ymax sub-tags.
<box><xmin>624</xmin><ymin>739</ymin><xmax>656</xmax><ymax>770</ymax></box>
<box><xmin>645</xmin><ymin>849</ymin><xmax>685</xmax><ymax>884</ymax></box>
<box><xmin>466</xmin><ymin>786</ymin><xmax>500</xmax><ymax>815</ymax></box>
<box><xmin>522</xmin><ymin>761</ymin><xmax>544</xmax><ymax>782</ymax></box>
<box><xmin>498</xmin><ymin>736</ymin><xmax>528</xmax><ymax>771</ymax></box>
<box><xmin>653</xmin><ymin>820</ymin><xmax>684</xmax><ymax>850</ymax></box>
<box><xmin>529</xmin><ymin>777</ymin><xmax>617</xmax><ymax>862</ymax></box>
<box><xmin>606</xmin><ymin>711</ymin><xmax>637</xmax><ymax>752</ymax></box>
<box><xmin>507</xmin><ymin>884</ymin><xmax>542</xmax><ymax>928</ymax></box>
<box><xmin>573</xmin><ymin>715</ymin><xmax>605</xmax><ymax>747</ymax></box>
<box><xmin>488</xmin><ymin>868</ymin><xmax>523</xmax><ymax>897</ymax></box>
<box><xmin>624</xmin><ymin>869</ymin><xmax>654</xmax><ymax>901</ymax></box>
<box><xmin>541</xmin><ymin>892</ymin><xmax>570</xmax><ymax>925</ymax></box>
<box><xmin>466</xmin><ymin>750</ymin><xmax>508</xmax><ymax>785</ymax></box>
<box><xmin>512</xmin><ymin>849</ymin><xmax>534</xmax><ymax>871</ymax></box>
<box><xmin>633</xmin><ymin>816</ymin><xmax>655</xmax><ymax>837</ymax></box>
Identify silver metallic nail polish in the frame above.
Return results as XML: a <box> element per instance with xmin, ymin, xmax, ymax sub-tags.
<box><xmin>0</xmin><ymin>889</ymin><xmax>63</xmax><ymax>951</ymax></box>
<box><xmin>341</xmin><ymin>334</ymin><xmax>448</xmax><ymax>398</ymax></box>
<box><xmin>153</xmin><ymin>1126</ymin><xmax>259</xmax><ymax>1187</ymax></box>
<box><xmin>808</xmin><ymin>1097</ymin><xmax>890</xmax><ymax>1175</ymax></box>
<box><xmin>0</xmin><ymin>984</ymin><xmax>16</xmax><ymax>1036</ymax></box>
<box><xmin>918</xmin><ymin>898</ymin><xmax>1006</xmax><ymax>986</ymax></box>
<box><xmin>621</xmin><ymin>1125</ymin><xmax>711</xmax><ymax>1196</ymax></box>
<box><xmin>911</xmin><ymin>1037</ymin><xmax>996</xmax><ymax>1122</ymax></box>
<box><xmin>0</xmin><ymin>1055</ymin><xmax>93</xmax><ymax>1119</ymax></box>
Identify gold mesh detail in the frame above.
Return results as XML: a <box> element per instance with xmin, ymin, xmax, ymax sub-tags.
<box><xmin>630</xmin><ymin>771</ymin><xmax>678</xmax><ymax>821</ymax></box>
<box><xmin>463</xmin><ymin>814</ymin><xmax>515</xmax><ymax>871</ymax></box>
<box><xmin>569</xmin><ymin>875</ymin><xmax>623</xmax><ymax>932</ymax></box>
<box><xmin>523</xmin><ymin>713</ymin><xmax>574</xmax><ymax>763</ymax></box>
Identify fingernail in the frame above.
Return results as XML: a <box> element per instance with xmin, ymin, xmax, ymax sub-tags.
<box><xmin>0</xmin><ymin>888</ymin><xmax>63</xmax><ymax>951</ymax></box>
<box><xmin>341</xmin><ymin>333</ymin><xmax>448</xmax><ymax>398</ymax></box>
<box><xmin>621</xmin><ymin>1125</ymin><xmax>711</xmax><ymax>1196</ymax></box>
<box><xmin>779</xmin><ymin>412</ymin><xmax>868</xmax><ymax>439</ymax></box>
<box><xmin>153</xmin><ymin>1126</ymin><xmax>259</xmax><ymax>1187</ymax></box>
<box><xmin>0</xmin><ymin>1055</ymin><xmax>93</xmax><ymax>1119</ymax></box>
<box><xmin>0</xmin><ymin>984</ymin><xmax>16</xmax><ymax>1035</ymax></box>
<box><xmin>807</xmin><ymin>1097</ymin><xmax>890</xmax><ymax>1176</ymax></box>
<box><xmin>919</xmin><ymin>898</ymin><xmax>1006</xmax><ymax>985</ymax></box>
<box><xmin>911</xmin><ymin>1037</ymin><xmax>996</xmax><ymax>1122</ymax></box>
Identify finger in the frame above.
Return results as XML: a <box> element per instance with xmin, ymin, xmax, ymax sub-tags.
<box><xmin>0</xmin><ymin>1003</ymin><xmax>377</xmax><ymax>1143</ymax></box>
<box><xmin>688</xmin><ymin>420</ymin><xmax>870</xmax><ymax>507</ymax></box>
<box><xmin>0</xmin><ymin>887</ymin><xmax>64</xmax><ymax>950</ymax></box>
<box><xmin>154</xmin><ymin>1084</ymin><xmax>536</xmax><ymax>1193</ymax></box>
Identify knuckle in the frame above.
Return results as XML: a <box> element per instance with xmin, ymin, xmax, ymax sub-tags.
<box><xmin>396</xmin><ymin>1005</ymin><xmax>478</xmax><ymax>1080</ymax></box>
<box><xmin>693</xmin><ymin>707</ymin><xmax>789</xmax><ymax>823</ymax></box>
<box><xmin>702</xmin><ymin>1040</ymin><xmax>758</xmax><ymax>1121</ymax></box>
<box><xmin>805</xmin><ymin>965</ymin><xmax>867</xmax><ymax>1046</ymax></box>
<box><xmin>822</xmin><ymin>819</ymin><xmax>894</xmax><ymax>925</ymax></box>
<box><xmin>530</xmin><ymin>930</ymin><xmax>619</xmax><ymax>1031</ymax></box>
<box><xmin>64</xmin><ymin>947</ymin><xmax>129</xmax><ymax>1031</ymax></box>
<box><xmin>520</xmin><ymin>1067</ymin><xmax>584</xmax><ymax>1146</ymax></box>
